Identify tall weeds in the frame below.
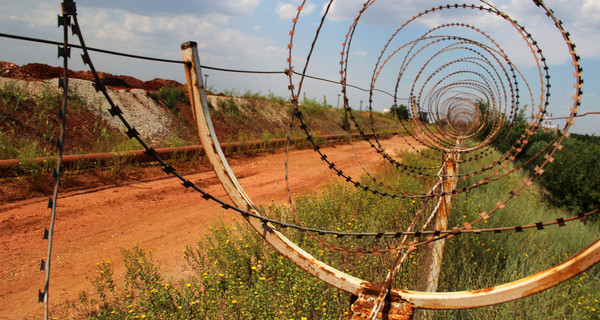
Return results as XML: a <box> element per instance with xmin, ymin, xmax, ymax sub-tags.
<box><xmin>57</xmin><ymin>148</ymin><xmax>440</xmax><ymax>319</ymax></box>
<box><xmin>435</xmin><ymin>150</ymin><xmax>600</xmax><ymax>319</ymax></box>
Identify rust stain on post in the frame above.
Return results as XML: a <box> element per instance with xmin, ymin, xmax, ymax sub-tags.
<box><xmin>424</xmin><ymin>149</ymin><xmax>458</xmax><ymax>294</ymax></box>
<box><xmin>180</xmin><ymin>39</ymin><xmax>600</xmax><ymax>313</ymax></box>
<box><xmin>350</xmin><ymin>292</ymin><xmax>414</xmax><ymax>320</ymax></box>
<box><xmin>181</xmin><ymin>41</ymin><xmax>366</xmax><ymax>296</ymax></box>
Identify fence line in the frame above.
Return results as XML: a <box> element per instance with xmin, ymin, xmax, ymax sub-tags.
<box><xmin>0</xmin><ymin>0</ymin><xmax>593</xmax><ymax>318</ymax></box>
<box><xmin>0</xmin><ymin>31</ymin><xmax>400</xmax><ymax>98</ymax></box>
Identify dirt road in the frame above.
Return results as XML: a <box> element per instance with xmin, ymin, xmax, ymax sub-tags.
<box><xmin>0</xmin><ymin>136</ymin><xmax>421</xmax><ymax>319</ymax></box>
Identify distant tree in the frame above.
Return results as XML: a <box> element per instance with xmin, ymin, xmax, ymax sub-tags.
<box><xmin>476</xmin><ymin>99</ymin><xmax>489</xmax><ymax>118</ymax></box>
<box><xmin>389</xmin><ymin>104</ymin><xmax>409</xmax><ymax>120</ymax></box>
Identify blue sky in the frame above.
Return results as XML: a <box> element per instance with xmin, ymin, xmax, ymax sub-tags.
<box><xmin>1</xmin><ymin>0</ymin><xmax>598</xmax><ymax>134</ymax></box>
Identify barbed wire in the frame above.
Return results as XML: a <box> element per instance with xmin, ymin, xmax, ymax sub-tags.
<box><xmin>34</xmin><ymin>7</ymin><xmax>593</xmax><ymax>247</ymax></box>
<box><xmin>20</xmin><ymin>0</ymin><xmax>591</xmax><ymax>244</ymax></box>
<box><xmin>16</xmin><ymin>0</ymin><xmax>596</xmax><ymax>316</ymax></box>
<box><xmin>39</xmin><ymin>2</ymin><xmax>74</xmax><ymax>319</ymax></box>
<box><xmin>0</xmin><ymin>31</ymin><xmax>398</xmax><ymax>99</ymax></box>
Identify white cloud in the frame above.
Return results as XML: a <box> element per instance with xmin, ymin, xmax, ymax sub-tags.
<box><xmin>214</xmin><ymin>0</ymin><xmax>261</xmax><ymax>16</ymax></box>
<box><xmin>319</xmin><ymin>0</ymin><xmax>600</xmax><ymax>65</ymax></box>
<box><xmin>2</xmin><ymin>1</ymin><xmax>56</xmax><ymax>29</ymax></box>
<box><xmin>277</xmin><ymin>2</ymin><xmax>316</xmax><ymax>20</ymax></box>
<box><xmin>580</xmin><ymin>0</ymin><xmax>600</xmax><ymax>32</ymax></box>
<box><xmin>78</xmin><ymin>0</ymin><xmax>260</xmax><ymax>17</ymax></box>
<box><xmin>276</xmin><ymin>3</ymin><xmax>298</xmax><ymax>20</ymax></box>
<box><xmin>303</xmin><ymin>3</ymin><xmax>316</xmax><ymax>15</ymax></box>
<box><xmin>324</xmin><ymin>0</ymin><xmax>425</xmax><ymax>24</ymax></box>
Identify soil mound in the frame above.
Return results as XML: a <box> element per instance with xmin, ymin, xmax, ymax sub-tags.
<box><xmin>142</xmin><ymin>78</ymin><xmax>183</xmax><ymax>91</ymax></box>
<box><xmin>0</xmin><ymin>60</ymin><xmax>182</xmax><ymax>90</ymax></box>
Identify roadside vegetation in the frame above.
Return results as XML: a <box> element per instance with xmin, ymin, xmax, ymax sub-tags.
<box><xmin>0</xmin><ymin>80</ymin><xmax>396</xmax><ymax>184</ymax></box>
<box><xmin>436</xmin><ymin>149</ymin><xmax>600</xmax><ymax>319</ymax></box>
<box><xmin>479</xmin><ymin>100</ymin><xmax>600</xmax><ymax>216</ymax></box>
<box><xmin>4</xmin><ymin>80</ymin><xmax>597</xmax><ymax>318</ymax></box>
<box><xmin>54</xmin><ymin>150</ymin><xmax>440</xmax><ymax>319</ymax></box>
<box><xmin>53</xmin><ymin>140</ymin><xmax>599</xmax><ymax>319</ymax></box>
<box><xmin>0</xmin><ymin>79</ymin><xmax>138</xmax><ymax>182</ymax></box>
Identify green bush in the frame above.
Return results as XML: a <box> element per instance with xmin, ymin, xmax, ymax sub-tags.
<box><xmin>539</xmin><ymin>138</ymin><xmax>600</xmax><ymax>212</ymax></box>
<box><xmin>150</xmin><ymin>86</ymin><xmax>187</xmax><ymax>110</ymax></box>
<box><xmin>436</xmin><ymin>150</ymin><xmax>600</xmax><ymax>320</ymax></box>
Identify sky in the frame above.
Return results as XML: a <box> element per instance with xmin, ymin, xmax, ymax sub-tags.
<box><xmin>1</xmin><ymin>0</ymin><xmax>599</xmax><ymax>134</ymax></box>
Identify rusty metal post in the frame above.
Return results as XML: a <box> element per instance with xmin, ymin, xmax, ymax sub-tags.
<box><xmin>180</xmin><ymin>42</ymin><xmax>600</xmax><ymax>314</ymax></box>
<box><xmin>413</xmin><ymin>146</ymin><xmax>458</xmax><ymax>320</ymax></box>
<box><xmin>181</xmin><ymin>41</ymin><xmax>368</xmax><ymax>295</ymax></box>
<box><xmin>426</xmin><ymin>151</ymin><xmax>456</xmax><ymax>292</ymax></box>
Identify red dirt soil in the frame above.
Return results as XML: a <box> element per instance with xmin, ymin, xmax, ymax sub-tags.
<box><xmin>0</xmin><ymin>135</ymin><xmax>423</xmax><ymax>319</ymax></box>
<box><xmin>1</xmin><ymin>61</ymin><xmax>182</xmax><ymax>91</ymax></box>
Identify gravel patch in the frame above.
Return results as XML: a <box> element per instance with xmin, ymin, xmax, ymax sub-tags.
<box><xmin>1</xmin><ymin>77</ymin><xmax>174</xmax><ymax>143</ymax></box>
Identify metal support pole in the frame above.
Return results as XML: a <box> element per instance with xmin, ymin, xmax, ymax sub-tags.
<box><xmin>425</xmin><ymin>152</ymin><xmax>456</xmax><ymax>292</ymax></box>
<box><xmin>180</xmin><ymin>41</ymin><xmax>600</xmax><ymax>314</ymax></box>
<box><xmin>41</xmin><ymin>2</ymin><xmax>75</xmax><ymax>319</ymax></box>
<box><xmin>180</xmin><ymin>40</ymin><xmax>368</xmax><ymax>295</ymax></box>
<box><xmin>413</xmin><ymin>144</ymin><xmax>459</xmax><ymax>320</ymax></box>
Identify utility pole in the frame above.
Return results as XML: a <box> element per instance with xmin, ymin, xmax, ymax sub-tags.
<box><xmin>337</xmin><ymin>94</ymin><xmax>341</xmax><ymax>108</ymax></box>
<box><xmin>204</xmin><ymin>74</ymin><xmax>209</xmax><ymax>88</ymax></box>
<box><xmin>360</xmin><ymin>100</ymin><xmax>363</xmax><ymax>111</ymax></box>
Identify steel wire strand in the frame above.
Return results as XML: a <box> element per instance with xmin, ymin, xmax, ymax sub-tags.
<box><xmin>30</xmin><ymin>0</ymin><xmax>591</xmax><ymax>258</ymax></box>
<box><xmin>361</xmin><ymin>29</ymin><xmax>513</xmax><ymax>162</ymax></box>
<box><xmin>60</xmin><ymin>8</ymin><xmax>456</xmax><ymax>243</ymax></box>
<box><xmin>286</xmin><ymin>2</ymin><xmax>444</xmax><ymax>198</ymax></box>
<box><xmin>340</xmin><ymin>4</ymin><xmax>551</xmax><ymax>183</ymax></box>
<box><xmin>40</xmin><ymin>2</ymin><xmax>74</xmax><ymax>319</ymax></box>
<box><xmin>56</xmin><ymin>12</ymin><xmax>598</xmax><ymax>249</ymax></box>
<box><xmin>0</xmin><ymin>32</ymin><xmax>407</xmax><ymax>99</ymax></box>
<box><xmin>340</xmin><ymin>19</ymin><xmax>516</xmax><ymax>182</ymax></box>
<box><xmin>277</xmin><ymin>0</ymin><xmax>597</xmax><ymax>253</ymax></box>
<box><xmin>0</xmin><ymin>32</ymin><xmax>184</xmax><ymax>65</ymax></box>
<box><xmin>314</xmin><ymin>10</ymin><xmax>528</xmax><ymax>198</ymax></box>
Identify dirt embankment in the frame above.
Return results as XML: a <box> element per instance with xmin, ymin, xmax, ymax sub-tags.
<box><xmin>1</xmin><ymin>61</ymin><xmax>188</xmax><ymax>144</ymax></box>
<box><xmin>1</xmin><ymin>61</ymin><xmax>384</xmax><ymax>147</ymax></box>
<box><xmin>0</xmin><ymin>61</ymin><xmax>181</xmax><ymax>91</ymax></box>
<box><xmin>0</xmin><ymin>61</ymin><xmax>413</xmax><ymax>318</ymax></box>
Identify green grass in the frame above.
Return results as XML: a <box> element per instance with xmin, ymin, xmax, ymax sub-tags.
<box><xmin>0</xmin><ymin>80</ymin><xmax>28</xmax><ymax>118</ymax></box>
<box><xmin>55</xmin><ymin>149</ymin><xmax>440</xmax><ymax>319</ymax></box>
<box><xmin>149</xmin><ymin>86</ymin><xmax>187</xmax><ymax>111</ymax></box>
<box><xmin>434</xmin><ymin>150</ymin><xmax>600</xmax><ymax>319</ymax></box>
<box><xmin>54</xmin><ymin>145</ymin><xmax>600</xmax><ymax>319</ymax></box>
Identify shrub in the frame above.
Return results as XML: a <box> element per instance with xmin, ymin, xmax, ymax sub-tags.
<box><xmin>539</xmin><ymin>138</ymin><xmax>600</xmax><ymax>212</ymax></box>
<box><xmin>150</xmin><ymin>86</ymin><xmax>187</xmax><ymax>110</ymax></box>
